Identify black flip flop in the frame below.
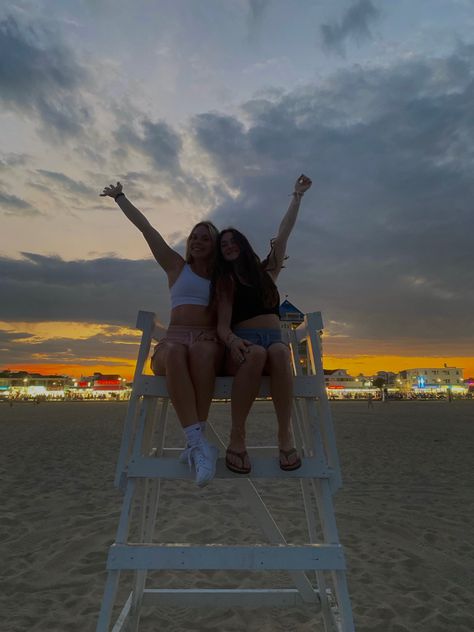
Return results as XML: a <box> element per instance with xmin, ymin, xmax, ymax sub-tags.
<box><xmin>279</xmin><ymin>448</ymin><xmax>302</xmax><ymax>471</ymax></box>
<box><xmin>225</xmin><ymin>447</ymin><xmax>251</xmax><ymax>474</ymax></box>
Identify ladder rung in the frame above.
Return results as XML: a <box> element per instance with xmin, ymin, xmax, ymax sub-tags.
<box><xmin>141</xmin><ymin>588</ymin><xmax>320</xmax><ymax>607</ymax></box>
<box><xmin>107</xmin><ymin>544</ymin><xmax>346</xmax><ymax>571</ymax></box>
<box><xmin>127</xmin><ymin>456</ymin><xmax>331</xmax><ymax>479</ymax></box>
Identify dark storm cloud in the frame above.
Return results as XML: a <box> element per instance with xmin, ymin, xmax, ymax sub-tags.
<box><xmin>115</xmin><ymin>117</ymin><xmax>213</xmax><ymax>202</ymax></box>
<box><xmin>0</xmin><ymin>329</ymin><xmax>140</xmax><ymax>368</ymax></box>
<box><xmin>116</xmin><ymin>119</ymin><xmax>182</xmax><ymax>174</ymax></box>
<box><xmin>189</xmin><ymin>45</ymin><xmax>474</xmax><ymax>347</ymax></box>
<box><xmin>0</xmin><ymin>253</ymin><xmax>170</xmax><ymax>327</ymax></box>
<box><xmin>321</xmin><ymin>0</ymin><xmax>380</xmax><ymax>54</ymax></box>
<box><xmin>0</xmin><ymin>15</ymin><xmax>92</xmax><ymax>137</ymax></box>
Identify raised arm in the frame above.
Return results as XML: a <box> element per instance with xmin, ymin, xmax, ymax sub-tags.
<box><xmin>100</xmin><ymin>181</ymin><xmax>182</xmax><ymax>274</ymax></box>
<box><xmin>265</xmin><ymin>174</ymin><xmax>312</xmax><ymax>280</ymax></box>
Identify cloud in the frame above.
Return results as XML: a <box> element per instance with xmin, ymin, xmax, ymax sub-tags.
<box><xmin>0</xmin><ymin>253</ymin><xmax>170</xmax><ymax>327</ymax></box>
<box><xmin>321</xmin><ymin>0</ymin><xmax>380</xmax><ymax>54</ymax></box>
<box><xmin>0</xmin><ymin>188</ymin><xmax>39</xmax><ymax>216</ymax></box>
<box><xmin>36</xmin><ymin>170</ymin><xmax>97</xmax><ymax>197</ymax></box>
<box><xmin>188</xmin><ymin>45</ymin><xmax>474</xmax><ymax>347</ymax></box>
<box><xmin>247</xmin><ymin>0</ymin><xmax>270</xmax><ymax>42</ymax></box>
<box><xmin>0</xmin><ymin>14</ymin><xmax>92</xmax><ymax>138</ymax></box>
<box><xmin>0</xmin><ymin>326</ymin><xmax>140</xmax><ymax>368</ymax></box>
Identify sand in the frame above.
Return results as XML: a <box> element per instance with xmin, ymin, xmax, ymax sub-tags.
<box><xmin>1</xmin><ymin>399</ymin><xmax>473</xmax><ymax>632</ymax></box>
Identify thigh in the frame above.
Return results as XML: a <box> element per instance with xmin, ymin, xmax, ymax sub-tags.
<box><xmin>151</xmin><ymin>341</ymin><xmax>188</xmax><ymax>375</ymax></box>
<box><xmin>189</xmin><ymin>340</ymin><xmax>225</xmax><ymax>372</ymax></box>
<box><xmin>263</xmin><ymin>342</ymin><xmax>291</xmax><ymax>375</ymax></box>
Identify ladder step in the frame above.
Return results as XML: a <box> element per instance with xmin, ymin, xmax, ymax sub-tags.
<box><xmin>134</xmin><ymin>375</ymin><xmax>319</xmax><ymax>399</ymax></box>
<box><xmin>141</xmin><ymin>588</ymin><xmax>320</xmax><ymax>608</ymax></box>
<box><xmin>107</xmin><ymin>544</ymin><xmax>346</xmax><ymax>571</ymax></box>
<box><xmin>128</xmin><ymin>455</ymin><xmax>331</xmax><ymax>479</ymax></box>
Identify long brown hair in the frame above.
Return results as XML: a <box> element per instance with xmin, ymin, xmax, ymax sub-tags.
<box><xmin>210</xmin><ymin>228</ymin><xmax>279</xmax><ymax>307</ymax></box>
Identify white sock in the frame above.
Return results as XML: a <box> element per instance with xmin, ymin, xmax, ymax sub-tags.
<box><xmin>184</xmin><ymin>423</ymin><xmax>202</xmax><ymax>446</ymax></box>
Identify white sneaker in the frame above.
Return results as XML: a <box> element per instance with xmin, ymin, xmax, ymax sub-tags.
<box><xmin>179</xmin><ymin>446</ymin><xmax>191</xmax><ymax>464</ymax></box>
<box><xmin>182</xmin><ymin>439</ymin><xmax>218</xmax><ymax>488</ymax></box>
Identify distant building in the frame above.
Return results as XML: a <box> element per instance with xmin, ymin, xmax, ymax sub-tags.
<box><xmin>0</xmin><ymin>370</ymin><xmax>69</xmax><ymax>399</ymax></box>
<box><xmin>397</xmin><ymin>366</ymin><xmax>465</xmax><ymax>393</ymax></box>
<box><xmin>324</xmin><ymin>369</ymin><xmax>361</xmax><ymax>390</ymax></box>
<box><xmin>72</xmin><ymin>373</ymin><xmax>129</xmax><ymax>399</ymax></box>
<box><xmin>465</xmin><ymin>377</ymin><xmax>474</xmax><ymax>393</ymax></box>
<box><xmin>279</xmin><ymin>299</ymin><xmax>304</xmax><ymax>330</ymax></box>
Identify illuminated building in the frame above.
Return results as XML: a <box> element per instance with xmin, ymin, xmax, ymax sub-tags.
<box><xmin>397</xmin><ymin>365</ymin><xmax>466</xmax><ymax>394</ymax></box>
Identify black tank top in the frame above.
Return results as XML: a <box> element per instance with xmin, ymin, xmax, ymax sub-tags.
<box><xmin>231</xmin><ymin>275</ymin><xmax>280</xmax><ymax>326</ymax></box>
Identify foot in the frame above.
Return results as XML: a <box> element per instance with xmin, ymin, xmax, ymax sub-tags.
<box><xmin>279</xmin><ymin>447</ymin><xmax>302</xmax><ymax>471</ymax></box>
<box><xmin>225</xmin><ymin>447</ymin><xmax>251</xmax><ymax>474</ymax></box>
<box><xmin>183</xmin><ymin>439</ymin><xmax>219</xmax><ymax>487</ymax></box>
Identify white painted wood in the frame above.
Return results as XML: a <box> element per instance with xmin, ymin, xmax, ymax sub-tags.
<box><xmin>141</xmin><ymin>588</ymin><xmax>319</xmax><ymax>608</ymax></box>
<box><xmin>97</xmin><ymin>309</ymin><xmax>355</xmax><ymax>632</ymax></box>
<box><xmin>205</xmin><ymin>421</ymin><xmax>318</xmax><ymax>603</ymax></box>
<box><xmin>107</xmin><ymin>544</ymin><xmax>346</xmax><ymax>571</ymax></box>
<box><xmin>133</xmin><ymin>374</ymin><xmax>319</xmax><ymax>399</ymax></box>
<box><xmin>110</xmin><ymin>592</ymin><xmax>132</xmax><ymax>632</ymax></box>
<box><xmin>127</xmin><ymin>455</ymin><xmax>332</xmax><ymax>480</ymax></box>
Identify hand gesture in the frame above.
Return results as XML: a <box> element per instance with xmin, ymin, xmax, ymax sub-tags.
<box><xmin>294</xmin><ymin>174</ymin><xmax>312</xmax><ymax>195</ymax></box>
<box><xmin>230</xmin><ymin>337</ymin><xmax>253</xmax><ymax>365</ymax></box>
<box><xmin>100</xmin><ymin>181</ymin><xmax>123</xmax><ymax>198</ymax></box>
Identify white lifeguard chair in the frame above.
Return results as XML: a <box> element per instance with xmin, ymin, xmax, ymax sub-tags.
<box><xmin>96</xmin><ymin>311</ymin><xmax>354</xmax><ymax>631</ymax></box>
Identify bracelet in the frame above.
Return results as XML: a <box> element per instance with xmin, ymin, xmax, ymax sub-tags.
<box><xmin>114</xmin><ymin>192</ymin><xmax>125</xmax><ymax>201</ymax></box>
<box><xmin>292</xmin><ymin>191</ymin><xmax>304</xmax><ymax>198</ymax></box>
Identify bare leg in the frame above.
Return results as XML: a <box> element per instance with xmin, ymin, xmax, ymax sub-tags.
<box><xmin>151</xmin><ymin>342</ymin><xmax>198</xmax><ymax>428</ymax></box>
<box><xmin>226</xmin><ymin>345</ymin><xmax>267</xmax><ymax>466</ymax></box>
<box><xmin>266</xmin><ymin>343</ymin><xmax>299</xmax><ymax>467</ymax></box>
<box><xmin>188</xmin><ymin>341</ymin><xmax>224</xmax><ymax>421</ymax></box>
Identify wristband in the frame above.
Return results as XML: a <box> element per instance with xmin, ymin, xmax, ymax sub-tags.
<box><xmin>114</xmin><ymin>192</ymin><xmax>125</xmax><ymax>201</ymax></box>
<box><xmin>292</xmin><ymin>191</ymin><xmax>304</xmax><ymax>198</ymax></box>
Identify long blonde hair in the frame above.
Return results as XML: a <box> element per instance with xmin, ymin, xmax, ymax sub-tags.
<box><xmin>185</xmin><ymin>221</ymin><xmax>219</xmax><ymax>271</ymax></box>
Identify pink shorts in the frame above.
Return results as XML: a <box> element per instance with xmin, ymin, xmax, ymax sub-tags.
<box><xmin>151</xmin><ymin>325</ymin><xmax>221</xmax><ymax>366</ymax></box>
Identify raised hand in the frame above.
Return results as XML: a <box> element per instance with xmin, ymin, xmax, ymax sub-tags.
<box><xmin>100</xmin><ymin>181</ymin><xmax>123</xmax><ymax>198</ymax></box>
<box><xmin>294</xmin><ymin>174</ymin><xmax>312</xmax><ymax>195</ymax></box>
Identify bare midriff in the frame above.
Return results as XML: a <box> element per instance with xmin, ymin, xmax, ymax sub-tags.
<box><xmin>234</xmin><ymin>313</ymin><xmax>280</xmax><ymax>329</ymax></box>
<box><xmin>169</xmin><ymin>304</ymin><xmax>216</xmax><ymax>327</ymax></box>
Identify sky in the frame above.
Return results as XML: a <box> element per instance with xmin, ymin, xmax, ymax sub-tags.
<box><xmin>1</xmin><ymin>0</ymin><xmax>473</xmax><ymax>379</ymax></box>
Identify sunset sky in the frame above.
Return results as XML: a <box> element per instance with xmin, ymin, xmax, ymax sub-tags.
<box><xmin>1</xmin><ymin>0</ymin><xmax>473</xmax><ymax>380</ymax></box>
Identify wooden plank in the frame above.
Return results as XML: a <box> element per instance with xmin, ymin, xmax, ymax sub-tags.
<box><xmin>134</xmin><ymin>375</ymin><xmax>319</xmax><ymax>399</ymax></box>
<box><xmin>141</xmin><ymin>588</ymin><xmax>320</xmax><ymax>608</ymax></box>
<box><xmin>110</xmin><ymin>591</ymin><xmax>132</xmax><ymax>632</ymax></box>
<box><xmin>128</xmin><ymin>456</ymin><xmax>332</xmax><ymax>480</ymax></box>
<box><xmin>107</xmin><ymin>544</ymin><xmax>346</xmax><ymax>571</ymax></box>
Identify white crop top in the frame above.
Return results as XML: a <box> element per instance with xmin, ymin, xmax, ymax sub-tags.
<box><xmin>170</xmin><ymin>264</ymin><xmax>210</xmax><ymax>309</ymax></box>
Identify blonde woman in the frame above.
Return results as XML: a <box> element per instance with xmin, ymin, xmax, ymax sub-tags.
<box><xmin>101</xmin><ymin>182</ymin><xmax>224</xmax><ymax>487</ymax></box>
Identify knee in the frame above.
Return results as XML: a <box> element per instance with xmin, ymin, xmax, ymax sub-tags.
<box><xmin>268</xmin><ymin>344</ymin><xmax>291</xmax><ymax>369</ymax></box>
<box><xmin>246</xmin><ymin>344</ymin><xmax>267</xmax><ymax>367</ymax></box>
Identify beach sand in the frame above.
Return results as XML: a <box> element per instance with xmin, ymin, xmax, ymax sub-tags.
<box><xmin>1</xmin><ymin>399</ymin><xmax>473</xmax><ymax>632</ymax></box>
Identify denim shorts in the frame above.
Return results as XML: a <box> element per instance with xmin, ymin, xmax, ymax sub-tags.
<box><xmin>233</xmin><ymin>328</ymin><xmax>285</xmax><ymax>350</ymax></box>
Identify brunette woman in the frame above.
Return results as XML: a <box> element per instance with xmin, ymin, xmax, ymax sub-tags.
<box><xmin>214</xmin><ymin>175</ymin><xmax>312</xmax><ymax>473</ymax></box>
